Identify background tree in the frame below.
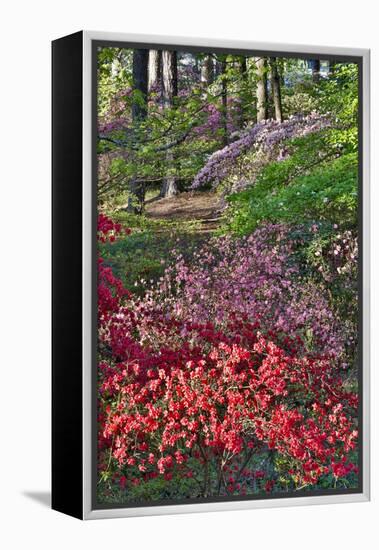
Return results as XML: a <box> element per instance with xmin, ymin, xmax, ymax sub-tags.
<box><xmin>148</xmin><ymin>49</ymin><xmax>161</xmax><ymax>94</ymax></box>
<box><xmin>161</xmin><ymin>50</ymin><xmax>178</xmax><ymax>197</ymax></box>
<box><xmin>270</xmin><ymin>57</ymin><xmax>283</xmax><ymax>122</ymax></box>
<box><xmin>234</xmin><ymin>56</ymin><xmax>248</xmax><ymax>130</ymax></box>
<box><xmin>256</xmin><ymin>57</ymin><xmax>267</xmax><ymax>122</ymax></box>
<box><xmin>131</xmin><ymin>49</ymin><xmax>148</xmax><ymax>120</ymax></box>
<box><xmin>201</xmin><ymin>54</ymin><xmax>215</xmax><ymax>86</ymax></box>
<box><xmin>309</xmin><ymin>59</ymin><xmax>321</xmax><ymax>83</ymax></box>
<box><xmin>128</xmin><ymin>49</ymin><xmax>148</xmax><ymax>212</ymax></box>
<box><xmin>219</xmin><ymin>56</ymin><xmax>228</xmax><ymax>146</ymax></box>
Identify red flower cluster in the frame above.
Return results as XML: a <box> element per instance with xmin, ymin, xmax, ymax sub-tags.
<box><xmin>98</xmin><ymin>213</ymin><xmax>130</xmax><ymax>242</ymax></box>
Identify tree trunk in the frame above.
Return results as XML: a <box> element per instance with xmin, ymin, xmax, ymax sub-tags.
<box><xmin>220</xmin><ymin>58</ymin><xmax>228</xmax><ymax>146</ymax></box>
<box><xmin>162</xmin><ymin>50</ymin><xmax>178</xmax><ymax>103</ymax></box>
<box><xmin>161</xmin><ymin>50</ymin><xmax>178</xmax><ymax>198</ymax></box>
<box><xmin>256</xmin><ymin>57</ymin><xmax>267</xmax><ymax>122</ymax></box>
<box><xmin>148</xmin><ymin>49</ymin><xmax>161</xmax><ymax>93</ymax></box>
<box><xmin>278</xmin><ymin>58</ymin><xmax>285</xmax><ymax>87</ymax></box>
<box><xmin>270</xmin><ymin>57</ymin><xmax>283</xmax><ymax>122</ymax></box>
<box><xmin>201</xmin><ymin>55</ymin><xmax>214</xmax><ymax>86</ymax></box>
<box><xmin>309</xmin><ymin>59</ymin><xmax>321</xmax><ymax>83</ymax></box>
<box><xmin>128</xmin><ymin>49</ymin><xmax>148</xmax><ymax>213</ymax></box>
<box><xmin>235</xmin><ymin>56</ymin><xmax>247</xmax><ymax>130</ymax></box>
<box><xmin>193</xmin><ymin>55</ymin><xmax>201</xmax><ymax>79</ymax></box>
<box><xmin>131</xmin><ymin>49</ymin><xmax>148</xmax><ymax>121</ymax></box>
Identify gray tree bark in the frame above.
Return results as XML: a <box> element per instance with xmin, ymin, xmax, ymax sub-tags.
<box><xmin>201</xmin><ymin>55</ymin><xmax>215</xmax><ymax>86</ymax></box>
<box><xmin>128</xmin><ymin>49</ymin><xmax>148</xmax><ymax>213</ymax></box>
<box><xmin>131</xmin><ymin>49</ymin><xmax>148</xmax><ymax>121</ymax></box>
<box><xmin>160</xmin><ymin>50</ymin><xmax>178</xmax><ymax>198</ymax></box>
<box><xmin>270</xmin><ymin>57</ymin><xmax>283</xmax><ymax>122</ymax></box>
<box><xmin>256</xmin><ymin>57</ymin><xmax>268</xmax><ymax>122</ymax></box>
<box><xmin>220</xmin><ymin>58</ymin><xmax>228</xmax><ymax>146</ymax></box>
<box><xmin>310</xmin><ymin>59</ymin><xmax>321</xmax><ymax>83</ymax></box>
<box><xmin>235</xmin><ymin>56</ymin><xmax>247</xmax><ymax>129</ymax></box>
<box><xmin>148</xmin><ymin>49</ymin><xmax>161</xmax><ymax>93</ymax></box>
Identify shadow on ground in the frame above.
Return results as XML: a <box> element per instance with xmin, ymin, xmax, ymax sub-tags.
<box><xmin>22</xmin><ymin>491</ymin><xmax>51</xmax><ymax>508</ymax></box>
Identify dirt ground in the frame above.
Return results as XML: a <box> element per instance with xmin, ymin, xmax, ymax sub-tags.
<box><xmin>145</xmin><ymin>191</ymin><xmax>223</xmax><ymax>222</ymax></box>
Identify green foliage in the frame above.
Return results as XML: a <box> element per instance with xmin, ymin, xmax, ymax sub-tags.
<box><xmin>97</xmin><ymin>47</ymin><xmax>132</xmax><ymax>118</ymax></box>
<box><xmin>225</xmin><ymin>140</ymin><xmax>357</xmax><ymax>235</ymax></box>
<box><xmin>282</xmin><ymin>91</ymin><xmax>317</xmax><ymax>116</ymax></box>
<box><xmin>99</xmin><ymin>222</ymin><xmax>208</xmax><ymax>295</ymax></box>
<box><xmin>315</xmin><ymin>63</ymin><xmax>359</xmax><ymax>151</ymax></box>
<box><xmin>222</xmin><ymin>61</ymin><xmax>359</xmax><ymax>250</ymax></box>
<box><xmin>280</xmin><ymin>60</ymin><xmax>316</xmax><ymax>117</ymax></box>
<box><xmin>97</xmin><ymin>475</ymin><xmax>198</xmax><ymax>504</ymax></box>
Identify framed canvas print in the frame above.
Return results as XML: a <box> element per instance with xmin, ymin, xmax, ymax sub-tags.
<box><xmin>52</xmin><ymin>31</ymin><xmax>370</xmax><ymax>520</ymax></box>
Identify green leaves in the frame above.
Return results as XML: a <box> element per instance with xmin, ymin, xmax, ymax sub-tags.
<box><xmin>226</xmin><ymin>150</ymin><xmax>358</xmax><ymax>235</ymax></box>
<box><xmin>315</xmin><ymin>63</ymin><xmax>359</xmax><ymax>151</ymax></box>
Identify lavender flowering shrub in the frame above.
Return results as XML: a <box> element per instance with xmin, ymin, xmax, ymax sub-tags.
<box><xmin>191</xmin><ymin>113</ymin><xmax>330</xmax><ymax>194</ymax></box>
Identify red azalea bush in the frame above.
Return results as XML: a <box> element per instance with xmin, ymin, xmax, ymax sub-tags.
<box><xmin>99</xmin><ymin>334</ymin><xmax>358</xmax><ymax>498</ymax></box>
<box><xmin>97</xmin><ymin>215</ymin><xmax>359</xmax><ymax>502</ymax></box>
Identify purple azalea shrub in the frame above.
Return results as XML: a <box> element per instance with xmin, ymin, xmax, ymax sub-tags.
<box><xmin>191</xmin><ymin>113</ymin><xmax>330</xmax><ymax>192</ymax></box>
<box><xmin>191</xmin><ymin>99</ymin><xmax>243</xmax><ymax>139</ymax></box>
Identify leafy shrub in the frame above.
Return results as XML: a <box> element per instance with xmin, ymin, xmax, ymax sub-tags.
<box><xmin>282</xmin><ymin>92</ymin><xmax>317</xmax><ymax>117</ymax></box>
<box><xmin>314</xmin><ymin>63</ymin><xmax>359</xmax><ymax>152</ymax></box>
<box><xmin>226</xmin><ymin>153</ymin><xmax>357</xmax><ymax>234</ymax></box>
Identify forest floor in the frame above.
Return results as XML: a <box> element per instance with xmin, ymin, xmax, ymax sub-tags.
<box><xmin>145</xmin><ymin>191</ymin><xmax>223</xmax><ymax>232</ymax></box>
<box><xmin>107</xmin><ymin>191</ymin><xmax>226</xmax><ymax>292</ymax></box>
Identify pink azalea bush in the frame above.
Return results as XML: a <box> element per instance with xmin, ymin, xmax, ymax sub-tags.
<box><xmin>139</xmin><ymin>223</ymin><xmax>345</xmax><ymax>360</ymax></box>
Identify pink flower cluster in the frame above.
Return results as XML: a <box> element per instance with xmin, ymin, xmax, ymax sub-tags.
<box><xmin>140</xmin><ymin>223</ymin><xmax>344</xmax><ymax>359</ymax></box>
